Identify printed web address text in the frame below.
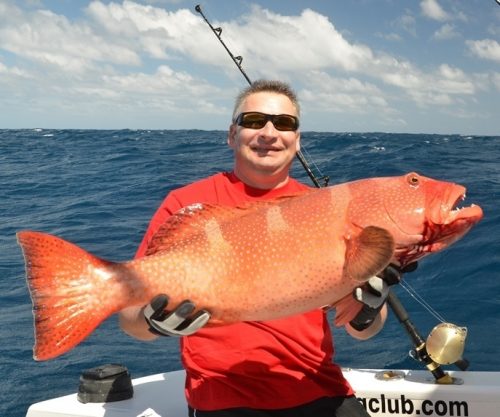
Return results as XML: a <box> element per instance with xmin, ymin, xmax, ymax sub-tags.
<box><xmin>358</xmin><ymin>394</ymin><xmax>469</xmax><ymax>416</ymax></box>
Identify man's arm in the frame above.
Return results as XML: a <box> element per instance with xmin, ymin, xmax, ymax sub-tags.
<box><xmin>120</xmin><ymin>305</ymin><xmax>157</xmax><ymax>341</ymax></box>
<box><xmin>119</xmin><ymin>296</ymin><xmax>211</xmax><ymax>340</ymax></box>
<box><xmin>119</xmin><ymin>195</ymin><xmax>179</xmax><ymax>340</ymax></box>
<box><xmin>119</xmin><ymin>193</ymin><xmax>209</xmax><ymax>340</ymax></box>
<box><xmin>345</xmin><ymin>263</ymin><xmax>411</xmax><ymax>340</ymax></box>
<box><xmin>345</xmin><ymin>303</ymin><xmax>388</xmax><ymax>340</ymax></box>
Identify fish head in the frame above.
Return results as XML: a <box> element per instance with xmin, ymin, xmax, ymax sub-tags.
<box><xmin>347</xmin><ymin>172</ymin><xmax>483</xmax><ymax>267</ymax></box>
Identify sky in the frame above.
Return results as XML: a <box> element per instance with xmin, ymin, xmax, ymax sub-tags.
<box><xmin>0</xmin><ymin>0</ymin><xmax>499</xmax><ymax>134</ymax></box>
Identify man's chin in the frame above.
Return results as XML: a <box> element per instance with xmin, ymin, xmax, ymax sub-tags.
<box><xmin>252</xmin><ymin>160</ymin><xmax>293</xmax><ymax>176</ymax></box>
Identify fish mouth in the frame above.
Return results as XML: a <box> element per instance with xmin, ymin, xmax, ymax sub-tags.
<box><xmin>442</xmin><ymin>185</ymin><xmax>482</xmax><ymax>225</ymax></box>
<box><xmin>424</xmin><ymin>185</ymin><xmax>483</xmax><ymax>250</ymax></box>
<box><xmin>394</xmin><ymin>184</ymin><xmax>483</xmax><ymax>267</ymax></box>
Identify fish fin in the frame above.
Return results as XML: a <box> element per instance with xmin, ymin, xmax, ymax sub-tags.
<box><xmin>344</xmin><ymin>226</ymin><xmax>394</xmax><ymax>282</ymax></box>
<box><xmin>17</xmin><ymin>231</ymin><xmax>120</xmax><ymax>361</ymax></box>
<box><xmin>331</xmin><ymin>294</ymin><xmax>364</xmax><ymax>327</ymax></box>
<box><xmin>146</xmin><ymin>203</ymin><xmax>249</xmax><ymax>255</ymax></box>
<box><xmin>145</xmin><ymin>194</ymin><xmax>312</xmax><ymax>256</ymax></box>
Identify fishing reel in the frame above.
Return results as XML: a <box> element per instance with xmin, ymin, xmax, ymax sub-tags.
<box><xmin>388</xmin><ymin>291</ymin><xmax>469</xmax><ymax>383</ymax></box>
<box><xmin>425</xmin><ymin>322</ymin><xmax>469</xmax><ymax>369</ymax></box>
<box><xmin>408</xmin><ymin>322</ymin><xmax>469</xmax><ymax>374</ymax></box>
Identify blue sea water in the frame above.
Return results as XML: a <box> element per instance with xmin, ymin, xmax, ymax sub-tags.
<box><xmin>1</xmin><ymin>129</ymin><xmax>499</xmax><ymax>417</ymax></box>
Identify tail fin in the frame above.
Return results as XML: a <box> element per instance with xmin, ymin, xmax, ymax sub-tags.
<box><xmin>17</xmin><ymin>231</ymin><xmax>120</xmax><ymax>361</ymax></box>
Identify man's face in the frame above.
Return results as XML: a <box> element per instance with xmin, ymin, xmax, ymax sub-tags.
<box><xmin>228</xmin><ymin>92</ymin><xmax>300</xmax><ymax>185</ymax></box>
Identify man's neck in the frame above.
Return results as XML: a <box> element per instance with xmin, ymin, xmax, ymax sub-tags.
<box><xmin>232</xmin><ymin>167</ymin><xmax>290</xmax><ymax>190</ymax></box>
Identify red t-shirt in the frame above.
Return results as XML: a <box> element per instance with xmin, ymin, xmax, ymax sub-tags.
<box><xmin>135</xmin><ymin>172</ymin><xmax>354</xmax><ymax>410</ymax></box>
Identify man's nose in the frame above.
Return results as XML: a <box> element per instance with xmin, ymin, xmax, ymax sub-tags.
<box><xmin>259</xmin><ymin>121</ymin><xmax>278</xmax><ymax>138</ymax></box>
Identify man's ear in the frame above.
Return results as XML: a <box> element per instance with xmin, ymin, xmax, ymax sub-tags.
<box><xmin>296</xmin><ymin>131</ymin><xmax>301</xmax><ymax>152</ymax></box>
<box><xmin>227</xmin><ymin>124</ymin><xmax>237</xmax><ymax>149</ymax></box>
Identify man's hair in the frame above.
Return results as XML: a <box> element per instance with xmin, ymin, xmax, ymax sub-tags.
<box><xmin>232</xmin><ymin>79</ymin><xmax>300</xmax><ymax>120</ymax></box>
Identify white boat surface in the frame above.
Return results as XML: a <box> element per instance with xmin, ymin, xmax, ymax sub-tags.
<box><xmin>26</xmin><ymin>368</ymin><xmax>500</xmax><ymax>417</ymax></box>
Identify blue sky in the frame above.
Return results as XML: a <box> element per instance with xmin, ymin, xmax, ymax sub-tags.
<box><xmin>0</xmin><ymin>0</ymin><xmax>499</xmax><ymax>134</ymax></box>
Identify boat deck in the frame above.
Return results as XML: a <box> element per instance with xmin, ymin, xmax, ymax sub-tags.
<box><xmin>26</xmin><ymin>368</ymin><xmax>500</xmax><ymax>417</ymax></box>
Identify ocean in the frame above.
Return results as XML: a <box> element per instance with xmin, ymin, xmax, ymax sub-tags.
<box><xmin>1</xmin><ymin>129</ymin><xmax>499</xmax><ymax>417</ymax></box>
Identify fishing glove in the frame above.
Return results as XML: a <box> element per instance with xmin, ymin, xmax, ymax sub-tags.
<box><xmin>349</xmin><ymin>263</ymin><xmax>417</xmax><ymax>331</ymax></box>
<box><xmin>144</xmin><ymin>294</ymin><xmax>211</xmax><ymax>337</ymax></box>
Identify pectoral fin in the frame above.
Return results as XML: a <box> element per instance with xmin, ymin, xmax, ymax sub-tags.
<box><xmin>344</xmin><ymin>226</ymin><xmax>394</xmax><ymax>282</ymax></box>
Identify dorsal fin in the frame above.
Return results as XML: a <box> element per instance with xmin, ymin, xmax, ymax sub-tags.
<box><xmin>145</xmin><ymin>200</ymin><xmax>280</xmax><ymax>256</ymax></box>
<box><xmin>145</xmin><ymin>203</ymin><xmax>239</xmax><ymax>256</ymax></box>
<box><xmin>145</xmin><ymin>190</ymin><xmax>315</xmax><ymax>256</ymax></box>
<box><xmin>344</xmin><ymin>226</ymin><xmax>394</xmax><ymax>282</ymax></box>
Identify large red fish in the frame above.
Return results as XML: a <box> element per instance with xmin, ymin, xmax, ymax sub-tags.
<box><xmin>17</xmin><ymin>172</ymin><xmax>482</xmax><ymax>361</ymax></box>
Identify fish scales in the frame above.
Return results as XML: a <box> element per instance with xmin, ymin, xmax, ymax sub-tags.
<box><xmin>17</xmin><ymin>172</ymin><xmax>483</xmax><ymax>360</ymax></box>
<box><xmin>126</xmin><ymin>189</ymin><xmax>354</xmax><ymax>322</ymax></box>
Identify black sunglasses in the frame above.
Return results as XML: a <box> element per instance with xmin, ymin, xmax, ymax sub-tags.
<box><xmin>234</xmin><ymin>112</ymin><xmax>300</xmax><ymax>131</ymax></box>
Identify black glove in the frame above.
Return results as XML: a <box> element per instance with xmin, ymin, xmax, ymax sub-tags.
<box><xmin>143</xmin><ymin>294</ymin><xmax>211</xmax><ymax>336</ymax></box>
<box><xmin>349</xmin><ymin>263</ymin><xmax>416</xmax><ymax>331</ymax></box>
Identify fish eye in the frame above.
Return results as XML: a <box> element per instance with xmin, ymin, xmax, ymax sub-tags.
<box><xmin>407</xmin><ymin>173</ymin><xmax>420</xmax><ymax>187</ymax></box>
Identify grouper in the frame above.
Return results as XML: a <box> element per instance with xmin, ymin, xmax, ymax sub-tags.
<box><xmin>17</xmin><ymin>172</ymin><xmax>483</xmax><ymax>360</ymax></box>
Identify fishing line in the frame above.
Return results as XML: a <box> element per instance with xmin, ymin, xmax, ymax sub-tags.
<box><xmin>299</xmin><ymin>145</ymin><xmax>329</xmax><ymax>185</ymax></box>
<box><xmin>399</xmin><ymin>280</ymin><xmax>447</xmax><ymax>323</ymax></box>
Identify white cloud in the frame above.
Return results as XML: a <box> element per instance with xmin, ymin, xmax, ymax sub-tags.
<box><xmin>0</xmin><ymin>3</ymin><xmax>141</xmax><ymax>73</ymax></box>
<box><xmin>492</xmin><ymin>73</ymin><xmax>500</xmax><ymax>91</ymax></box>
<box><xmin>224</xmin><ymin>7</ymin><xmax>375</xmax><ymax>75</ymax></box>
<box><xmin>466</xmin><ymin>39</ymin><xmax>500</xmax><ymax>63</ymax></box>
<box><xmin>86</xmin><ymin>1</ymin><xmax>203</xmax><ymax>59</ymax></box>
<box><xmin>0</xmin><ymin>1</ymin><xmax>481</xmax><ymax>106</ymax></box>
<box><xmin>374</xmin><ymin>58</ymin><xmax>476</xmax><ymax>108</ymax></box>
<box><xmin>435</xmin><ymin>64</ymin><xmax>475</xmax><ymax>94</ymax></box>
<box><xmin>0</xmin><ymin>60</ymin><xmax>31</xmax><ymax>78</ymax></box>
<box><xmin>0</xmin><ymin>0</ymin><xmax>496</xmax><ymax>132</ymax></box>
<box><xmin>299</xmin><ymin>71</ymin><xmax>396</xmax><ymax>121</ymax></box>
<box><xmin>488</xmin><ymin>23</ymin><xmax>500</xmax><ymax>37</ymax></box>
<box><xmin>101</xmin><ymin>64</ymin><xmax>220</xmax><ymax>99</ymax></box>
<box><xmin>225</xmin><ymin>6</ymin><xmax>478</xmax><ymax>112</ymax></box>
<box><xmin>433</xmin><ymin>23</ymin><xmax>459</xmax><ymax>40</ymax></box>
<box><xmin>392</xmin><ymin>13</ymin><xmax>417</xmax><ymax>37</ymax></box>
<box><xmin>84</xmin><ymin>0</ymin><xmax>239</xmax><ymax>72</ymax></box>
<box><xmin>376</xmin><ymin>32</ymin><xmax>403</xmax><ymax>42</ymax></box>
<box><xmin>420</xmin><ymin>0</ymin><xmax>450</xmax><ymax>21</ymax></box>
<box><xmin>141</xmin><ymin>0</ymin><xmax>184</xmax><ymax>4</ymax></box>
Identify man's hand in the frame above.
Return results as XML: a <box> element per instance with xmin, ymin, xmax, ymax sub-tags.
<box><xmin>353</xmin><ymin>276</ymin><xmax>390</xmax><ymax>310</ymax></box>
<box><xmin>143</xmin><ymin>294</ymin><xmax>211</xmax><ymax>337</ymax></box>
<box><xmin>349</xmin><ymin>263</ymin><xmax>414</xmax><ymax>331</ymax></box>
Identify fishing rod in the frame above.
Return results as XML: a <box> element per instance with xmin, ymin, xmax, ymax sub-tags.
<box><xmin>195</xmin><ymin>4</ymin><xmax>467</xmax><ymax>382</ymax></box>
<box><xmin>195</xmin><ymin>4</ymin><xmax>328</xmax><ymax>188</ymax></box>
<box><xmin>195</xmin><ymin>5</ymin><xmax>252</xmax><ymax>85</ymax></box>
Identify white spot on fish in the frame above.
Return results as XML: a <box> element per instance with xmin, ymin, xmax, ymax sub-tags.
<box><xmin>179</xmin><ymin>203</ymin><xmax>204</xmax><ymax>215</ymax></box>
<box><xmin>266</xmin><ymin>206</ymin><xmax>288</xmax><ymax>232</ymax></box>
<box><xmin>204</xmin><ymin>218</ymin><xmax>231</xmax><ymax>252</ymax></box>
<box><xmin>94</xmin><ymin>267</ymin><xmax>113</xmax><ymax>281</ymax></box>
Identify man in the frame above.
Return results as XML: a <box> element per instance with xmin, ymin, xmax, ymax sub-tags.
<box><xmin>120</xmin><ymin>80</ymin><xmax>393</xmax><ymax>416</ymax></box>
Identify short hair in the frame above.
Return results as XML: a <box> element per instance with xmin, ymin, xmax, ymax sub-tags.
<box><xmin>232</xmin><ymin>80</ymin><xmax>300</xmax><ymax>121</ymax></box>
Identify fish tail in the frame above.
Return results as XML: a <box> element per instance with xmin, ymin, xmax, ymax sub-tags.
<box><xmin>17</xmin><ymin>231</ymin><xmax>123</xmax><ymax>361</ymax></box>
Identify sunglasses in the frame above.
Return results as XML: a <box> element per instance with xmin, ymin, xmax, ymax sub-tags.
<box><xmin>234</xmin><ymin>112</ymin><xmax>300</xmax><ymax>131</ymax></box>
